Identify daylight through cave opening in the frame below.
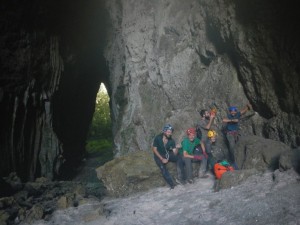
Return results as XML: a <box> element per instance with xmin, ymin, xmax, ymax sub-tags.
<box><xmin>86</xmin><ymin>83</ymin><xmax>113</xmax><ymax>163</ymax></box>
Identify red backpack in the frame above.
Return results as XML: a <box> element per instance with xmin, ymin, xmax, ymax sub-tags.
<box><xmin>214</xmin><ymin>161</ymin><xmax>234</xmax><ymax>179</ymax></box>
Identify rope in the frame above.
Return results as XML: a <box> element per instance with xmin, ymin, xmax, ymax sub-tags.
<box><xmin>164</xmin><ymin>146</ymin><xmax>169</xmax><ymax>160</ymax></box>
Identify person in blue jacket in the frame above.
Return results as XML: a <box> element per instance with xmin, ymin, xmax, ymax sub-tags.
<box><xmin>222</xmin><ymin>103</ymin><xmax>252</xmax><ymax>169</ymax></box>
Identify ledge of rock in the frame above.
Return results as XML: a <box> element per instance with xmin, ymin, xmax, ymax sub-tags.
<box><xmin>235</xmin><ymin>135</ymin><xmax>292</xmax><ymax>170</ymax></box>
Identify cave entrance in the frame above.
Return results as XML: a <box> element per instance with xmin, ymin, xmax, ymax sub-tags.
<box><xmin>85</xmin><ymin>82</ymin><xmax>113</xmax><ymax>164</ymax></box>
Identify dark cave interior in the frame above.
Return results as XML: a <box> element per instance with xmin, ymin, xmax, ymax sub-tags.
<box><xmin>0</xmin><ymin>0</ymin><xmax>300</xmax><ymax>182</ymax></box>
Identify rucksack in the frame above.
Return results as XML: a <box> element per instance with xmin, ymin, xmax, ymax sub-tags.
<box><xmin>214</xmin><ymin>160</ymin><xmax>234</xmax><ymax>179</ymax></box>
<box><xmin>195</xmin><ymin>124</ymin><xmax>202</xmax><ymax>140</ymax></box>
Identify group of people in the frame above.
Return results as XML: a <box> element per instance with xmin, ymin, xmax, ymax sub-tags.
<box><xmin>152</xmin><ymin>103</ymin><xmax>252</xmax><ymax>189</ymax></box>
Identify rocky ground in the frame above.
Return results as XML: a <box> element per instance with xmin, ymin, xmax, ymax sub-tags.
<box><xmin>2</xmin><ymin>150</ymin><xmax>300</xmax><ymax>225</ymax></box>
<box><xmin>28</xmin><ymin>169</ymin><xmax>300</xmax><ymax>225</ymax></box>
<box><xmin>0</xmin><ymin>152</ymin><xmax>107</xmax><ymax>225</ymax></box>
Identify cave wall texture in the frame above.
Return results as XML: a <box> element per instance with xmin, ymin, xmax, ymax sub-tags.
<box><xmin>0</xmin><ymin>0</ymin><xmax>299</xmax><ymax>181</ymax></box>
<box><xmin>0</xmin><ymin>0</ymin><xmax>108</xmax><ymax>180</ymax></box>
<box><xmin>106</xmin><ymin>0</ymin><xmax>300</xmax><ymax>154</ymax></box>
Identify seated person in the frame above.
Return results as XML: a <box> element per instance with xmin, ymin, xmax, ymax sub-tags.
<box><xmin>179</xmin><ymin>128</ymin><xmax>208</xmax><ymax>183</ymax></box>
<box><xmin>204</xmin><ymin>130</ymin><xmax>218</xmax><ymax>173</ymax></box>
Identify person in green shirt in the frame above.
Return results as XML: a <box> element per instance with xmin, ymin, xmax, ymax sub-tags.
<box><xmin>179</xmin><ymin>128</ymin><xmax>208</xmax><ymax>184</ymax></box>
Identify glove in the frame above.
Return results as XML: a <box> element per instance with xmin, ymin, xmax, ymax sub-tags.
<box><xmin>203</xmin><ymin>152</ymin><xmax>208</xmax><ymax>159</ymax></box>
<box><xmin>193</xmin><ymin>155</ymin><xmax>202</xmax><ymax>160</ymax></box>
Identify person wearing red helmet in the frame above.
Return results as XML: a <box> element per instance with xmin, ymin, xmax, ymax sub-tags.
<box><xmin>179</xmin><ymin>127</ymin><xmax>208</xmax><ymax>183</ymax></box>
<box><xmin>222</xmin><ymin>103</ymin><xmax>252</xmax><ymax>169</ymax></box>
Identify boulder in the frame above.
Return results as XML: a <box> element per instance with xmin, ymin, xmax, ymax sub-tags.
<box><xmin>96</xmin><ymin>151</ymin><xmax>177</xmax><ymax>197</ymax></box>
<box><xmin>217</xmin><ymin>169</ymin><xmax>260</xmax><ymax>190</ymax></box>
<box><xmin>279</xmin><ymin>147</ymin><xmax>300</xmax><ymax>173</ymax></box>
<box><xmin>235</xmin><ymin>135</ymin><xmax>291</xmax><ymax>171</ymax></box>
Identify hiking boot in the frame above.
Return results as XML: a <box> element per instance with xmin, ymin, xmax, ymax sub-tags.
<box><xmin>170</xmin><ymin>185</ymin><xmax>175</xmax><ymax>190</ymax></box>
<box><xmin>175</xmin><ymin>178</ymin><xmax>185</xmax><ymax>185</ymax></box>
<box><xmin>193</xmin><ymin>171</ymin><xmax>199</xmax><ymax>178</ymax></box>
<box><xmin>199</xmin><ymin>174</ymin><xmax>209</xmax><ymax>179</ymax></box>
<box><xmin>187</xmin><ymin>179</ymin><xmax>194</xmax><ymax>184</ymax></box>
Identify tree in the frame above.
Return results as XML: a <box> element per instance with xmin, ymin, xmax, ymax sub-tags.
<box><xmin>88</xmin><ymin>84</ymin><xmax>112</xmax><ymax>140</ymax></box>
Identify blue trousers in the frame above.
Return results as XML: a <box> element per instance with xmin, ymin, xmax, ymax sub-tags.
<box><xmin>226</xmin><ymin>132</ymin><xmax>237</xmax><ymax>163</ymax></box>
<box><xmin>154</xmin><ymin>152</ymin><xmax>184</xmax><ymax>187</ymax></box>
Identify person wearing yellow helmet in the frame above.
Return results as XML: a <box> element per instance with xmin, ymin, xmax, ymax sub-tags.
<box><xmin>204</xmin><ymin>130</ymin><xmax>218</xmax><ymax>173</ymax></box>
<box><xmin>196</xmin><ymin>109</ymin><xmax>217</xmax><ymax>142</ymax></box>
<box><xmin>207</xmin><ymin>130</ymin><xmax>217</xmax><ymax>139</ymax></box>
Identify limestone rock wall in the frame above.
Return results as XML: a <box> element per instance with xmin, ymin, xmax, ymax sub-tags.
<box><xmin>104</xmin><ymin>0</ymin><xmax>300</xmax><ymax>156</ymax></box>
<box><xmin>0</xmin><ymin>0</ymin><xmax>299</xmax><ymax>181</ymax></box>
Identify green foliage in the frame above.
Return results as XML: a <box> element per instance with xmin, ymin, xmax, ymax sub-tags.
<box><xmin>86</xmin><ymin>139</ymin><xmax>113</xmax><ymax>162</ymax></box>
<box><xmin>86</xmin><ymin>139</ymin><xmax>112</xmax><ymax>154</ymax></box>
<box><xmin>88</xmin><ymin>85</ymin><xmax>112</xmax><ymax>140</ymax></box>
<box><xmin>86</xmin><ymin>84</ymin><xmax>113</xmax><ymax>163</ymax></box>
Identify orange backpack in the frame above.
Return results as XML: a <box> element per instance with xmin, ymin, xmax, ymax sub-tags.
<box><xmin>214</xmin><ymin>162</ymin><xmax>234</xmax><ymax>179</ymax></box>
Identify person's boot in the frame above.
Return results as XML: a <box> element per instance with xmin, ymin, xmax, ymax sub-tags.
<box><xmin>199</xmin><ymin>170</ymin><xmax>209</xmax><ymax>178</ymax></box>
<box><xmin>232</xmin><ymin>162</ymin><xmax>239</xmax><ymax>170</ymax></box>
<box><xmin>199</xmin><ymin>173</ymin><xmax>209</xmax><ymax>178</ymax></box>
<box><xmin>175</xmin><ymin>177</ymin><xmax>186</xmax><ymax>185</ymax></box>
<box><xmin>187</xmin><ymin>179</ymin><xmax>194</xmax><ymax>184</ymax></box>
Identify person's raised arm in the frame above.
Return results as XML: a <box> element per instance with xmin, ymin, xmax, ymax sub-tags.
<box><xmin>205</xmin><ymin>113</ymin><xmax>215</xmax><ymax>130</ymax></box>
<box><xmin>240</xmin><ymin>102</ymin><xmax>252</xmax><ymax>115</ymax></box>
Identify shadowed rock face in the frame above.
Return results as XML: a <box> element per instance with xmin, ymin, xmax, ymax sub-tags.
<box><xmin>0</xmin><ymin>0</ymin><xmax>108</xmax><ymax>181</ymax></box>
<box><xmin>0</xmin><ymin>0</ymin><xmax>299</xmax><ymax>181</ymax></box>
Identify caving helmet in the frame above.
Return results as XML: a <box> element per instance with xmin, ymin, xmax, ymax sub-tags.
<box><xmin>186</xmin><ymin>127</ymin><xmax>196</xmax><ymax>136</ymax></box>
<box><xmin>162</xmin><ymin>124</ymin><xmax>174</xmax><ymax>132</ymax></box>
<box><xmin>228</xmin><ymin>106</ymin><xmax>238</xmax><ymax>112</ymax></box>
<box><xmin>207</xmin><ymin>130</ymin><xmax>217</xmax><ymax>138</ymax></box>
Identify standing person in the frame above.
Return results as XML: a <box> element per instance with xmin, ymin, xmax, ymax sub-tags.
<box><xmin>222</xmin><ymin>103</ymin><xmax>252</xmax><ymax>169</ymax></box>
<box><xmin>152</xmin><ymin>124</ymin><xmax>184</xmax><ymax>189</ymax></box>
<box><xmin>196</xmin><ymin>109</ymin><xmax>216</xmax><ymax>141</ymax></box>
<box><xmin>180</xmin><ymin>128</ymin><xmax>208</xmax><ymax>183</ymax></box>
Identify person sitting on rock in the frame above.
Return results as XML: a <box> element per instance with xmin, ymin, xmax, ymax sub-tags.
<box><xmin>222</xmin><ymin>103</ymin><xmax>252</xmax><ymax>169</ymax></box>
<box><xmin>179</xmin><ymin>128</ymin><xmax>208</xmax><ymax>183</ymax></box>
<box><xmin>204</xmin><ymin>130</ymin><xmax>218</xmax><ymax>174</ymax></box>
<box><xmin>152</xmin><ymin>124</ymin><xmax>184</xmax><ymax>189</ymax></box>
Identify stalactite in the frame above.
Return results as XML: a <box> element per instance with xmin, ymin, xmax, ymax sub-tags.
<box><xmin>10</xmin><ymin>96</ymin><xmax>18</xmax><ymax>172</ymax></box>
<box><xmin>36</xmin><ymin>36</ymin><xmax>64</xmax><ymax>180</ymax></box>
<box><xmin>50</xmin><ymin>36</ymin><xmax>63</xmax><ymax>94</ymax></box>
<box><xmin>1</xmin><ymin>35</ymin><xmax>65</xmax><ymax>181</ymax></box>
